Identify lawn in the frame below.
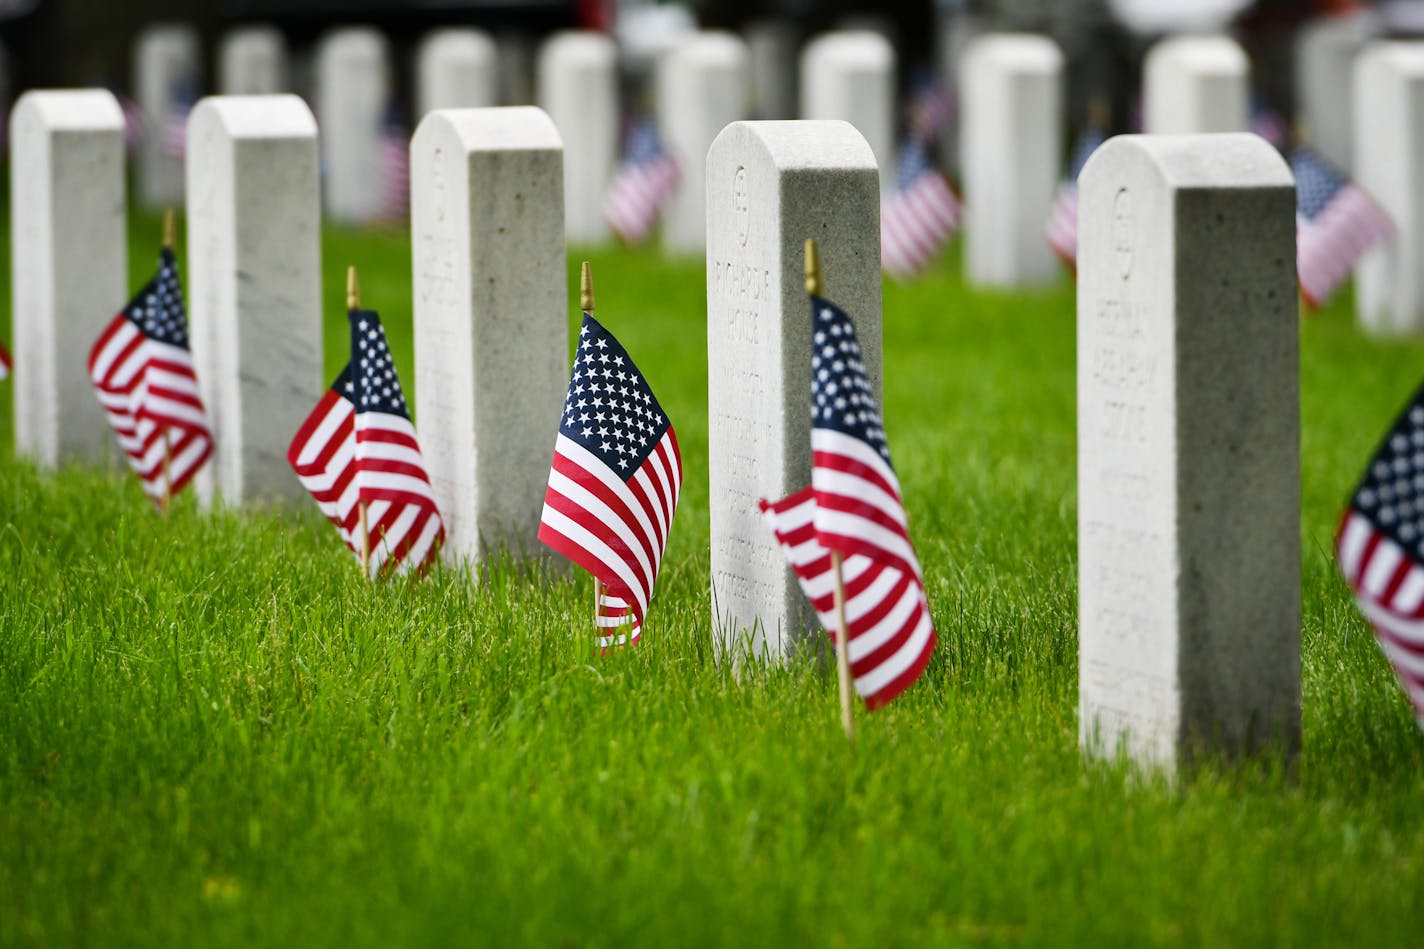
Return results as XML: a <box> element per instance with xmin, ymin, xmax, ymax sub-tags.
<box><xmin>2</xmin><ymin>212</ymin><xmax>1423</xmax><ymax>946</ymax></box>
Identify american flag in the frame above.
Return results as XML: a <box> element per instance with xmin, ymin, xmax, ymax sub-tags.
<box><xmin>0</xmin><ymin>340</ymin><xmax>11</xmax><ymax>381</ymax></box>
<box><xmin>1336</xmin><ymin>384</ymin><xmax>1424</xmax><ymax>731</ymax></box>
<box><xmin>87</xmin><ymin>248</ymin><xmax>212</xmax><ymax>507</ymax></box>
<box><xmin>380</xmin><ymin>124</ymin><xmax>410</xmax><ymax>223</ymax></box>
<box><xmin>904</xmin><ymin>78</ymin><xmax>956</xmax><ymax>147</ymax></box>
<box><xmin>602</xmin><ymin>119</ymin><xmax>681</xmax><ymax>246</ymax></box>
<box><xmin>287</xmin><ymin>308</ymin><xmax>444</xmax><ymax>577</ymax></box>
<box><xmin>159</xmin><ymin>83</ymin><xmax>199</xmax><ymax>160</ymax></box>
<box><xmin>538</xmin><ymin>312</ymin><xmax>683</xmax><ymax>648</ymax></box>
<box><xmin>881</xmin><ymin>138</ymin><xmax>961</xmax><ymax>281</ymax></box>
<box><xmin>760</xmin><ymin>294</ymin><xmax>936</xmax><ymax>708</ymax></box>
<box><xmin>1044</xmin><ymin>127</ymin><xmax>1105</xmax><ymax>269</ymax></box>
<box><xmin>1294</xmin><ymin>147</ymin><xmax>1394</xmax><ymax>310</ymax></box>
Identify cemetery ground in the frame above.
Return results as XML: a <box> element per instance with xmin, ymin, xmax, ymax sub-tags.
<box><xmin>3</xmin><ymin>214</ymin><xmax>1424</xmax><ymax>947</ymax></box>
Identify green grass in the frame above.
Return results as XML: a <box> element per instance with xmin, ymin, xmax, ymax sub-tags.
<box><xmin>3</xmin><ymin>216</ymin><xmax>1424</xmax><ymax>947</ymax></box>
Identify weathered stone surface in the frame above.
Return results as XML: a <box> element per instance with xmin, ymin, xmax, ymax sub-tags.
<box><xmin>315</xmin><ymin>26</ymin><xmax>391</xmax><ymax>224</ymax></box>
<box><xmin>410</xmin><ymin>107</ymin><xmax>568</xmax><ymax>564</ymax></box>
<box><xmin>706</xmin><ymin>120</ymin><xmax>880</xmax><ymax>662</ymax></box>
<box><xmin>959</xmin><ymin>33</ymin><xmax>1063</xmax><ymax>287</ymax></box>
<box><xmin>185</xmin><ymin>94</ymin><xmax>323</xmax><ymax>506</ymax></box>
<box><xmin>1077</xmin><ymin>133</ymin><xmax>1300</xmax><ymax>771</ymax></box>
<box><xmin>417</xmin><ymin>29</ymin><xmax>498</xmax><ymax>118</ymax></box>
<box><xmin>219</xmin><ymin>26</ymin><xmax>287</xmax><ymax>95</ymax></box>
<box><xmin>799</xmin><ymin>30</ymin><xmax>895</xmax><ymax>195</ymax></box>
<box><xmin>134</xmin><ymin>23</ymin><xmax>201</xmax><ymax>207</ymax></box>
<box><xmin>537</xmin><ymin>31</ymin><xmax>618</xmax><ymax>244</ymax></box>
<box><xmin>1354</xmin><ymin>42</ymin><xmax>1424</xmax><ymax>335</ymax></box>
<box><xmin>1142</xmin><ymin>35</ymin><xmax>1248</xmax><ymax>134</ymax></box>
<box><xmin>10</xmin><ymin>90</ymin><xmax>127</xmax><ymax>467</ymax></box>
<box><xmin>657</xmin><ymin>31</ymin><xmax>748</xmax><ymax>254</ymax></box>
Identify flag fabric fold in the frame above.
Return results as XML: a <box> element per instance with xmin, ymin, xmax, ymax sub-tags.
<box><xmin>603</xmin><ymin>118</ymin><xmax>681</xmax><ymax>246</ymax></box>
<box><xmin>1336</xmin><ymin>384</ymin><xmax>1424</xmax><ymax>731</ymax></box>
<box><xmin>1045</xmin><ymin>127</ymin><xmax>1105</xmax><ymax>269</ymax></box>
<box><xmin>538</xmin><ymin>312</ymin><xmax>683</xmax><ymax>648</ymax></box>
<box><xmin>881</xmin><ymin>138</ymin><xmax>961</xmax><ymax>281</ymax></box>
<box><xmin>760</xmin><ymin>293</ymin><xmax>936</xmax><ymax>709</ymax></box>
<box><xmin>288</xmin><ymin>307</ymin><xmax>444</xmax><ymax>577</ymax></box>
<box><xmin>1293</xmin><ymin>146</ymin><xmax>1394</xmax><ymax>310</ymax></box>
<box><xmin>87</xmin><ymin>248</ymin><xmax>212</xmax><ymax>507</ymax></box>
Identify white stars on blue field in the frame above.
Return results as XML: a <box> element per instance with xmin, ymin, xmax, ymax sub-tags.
<box><xmin>811</xmin><ymin>297</ymin><xmax>891</xmax><ymax>465</ymax></box>
<box><xmin>348</xmin><ymin>308</ymin><xmax>408</xmax><ymax>419</ymax></box>
<box><xmin>124</xmin><ymin>248</ymin><xmax>189</xmax><ymax>347</ymax></box>
<box><xmin>559</xmin><ymin>313</ymin><xmax>669</xmax><ymax>477</ymax></box>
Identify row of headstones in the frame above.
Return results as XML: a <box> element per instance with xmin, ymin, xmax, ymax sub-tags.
<box><xmin>966</xmin><ymin>29</ymin><xmax>1424</xmax><ymax>337</ymax></box>
<box><xmin>16</xmin><ymin>84</ymin><xmax>1299</xmax><ymax>771</ymax></box>
<box><xmin>130</xmin><ymin>21</ymin><xmax>897</xmax><ymax>249</ymax></box>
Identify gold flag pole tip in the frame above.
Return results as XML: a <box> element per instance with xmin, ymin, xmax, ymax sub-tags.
<box><xmin>580</xmin><ymin>261</ymin><xmax>595</xmax><ymax>312</ymax></box>
<box><xmin>804</xmin><ymin>239</ymin><xmax>824</xmax><ymax>297</ymax></box>
<box><xmin>346</xmin><ymin>265</ymin><xmax>360</xmax><ymax>310</ymax></box>
<box><xmin>162</xmin><ymin>210</ymin><xmax>176</xmax><ymax>251</ymax></box>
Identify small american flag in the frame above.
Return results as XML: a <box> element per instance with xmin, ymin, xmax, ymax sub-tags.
<box><xmin>380</xmin><ymin>124</ymin><xmax>410</xmax><ymax>223</ymax></box>
<box><xmin>881</xmin><ymin>138</ymin><xmax>961</xmax><ymax>281</ymax></box>
<box><xmin>1294</xmin><ymin>147</ymin><xmax>1394</xmax><ymax>310</ymax></box>
<box><xmin>1336</xmin><ymin>384</ymin><xmax>1424</xmax><ymax>731</ymax></box>
<box><xmin>87</xmin><ymin>248</ymin><xmax>212</xmax><ymax>507</ymax></box>
<box><xmin>159</xmin><ymin>83</ymin><xmax>199</xmax><ymax>161</ymax></box>
<box><xmin>603</xmin><ymin>119</ymin><xmax>681</xmax><ymax>246</ymax></box>
<box><xmin>760</xmin><ymin>293</ymin><xmax>936</xmax><ymax>708</ymax></box>
<box><xmin>904</xmin><ymin>77</ymin><xmax>956</xmax><ymax>146</ymax></box>
<box><xmin>1044</xmin><ymin>127</ymin><xmax>1105</xmax><ymax>269</ymax></box>
<box><xmin>538</xmin><ymin>312</ymin><xmax>683</xmax><ymax>648</ymax></box>
<box><xmin>0</xmin><ymin>340</ymin><xmax>11</xmax><ymax>381</ymax></box>
<box><xmin>288</xmin><ymin>308</ymin><xmax>444</xmax><ymax>577</ymax></box>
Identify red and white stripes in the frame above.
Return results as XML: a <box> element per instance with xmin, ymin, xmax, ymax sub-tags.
<box><xmin>881</xmin><ymin>171</ymin><xmax>961</xmax><ymax>281</ymax></box>
<box><xmin>1298</xmin><ymin>186</ymin><xmax>1394</xmax><ymax>310</ymax></box>
<box><xmin>354</xmin><ymin>411</ymin><xmax>444</xmax><ymax>577</ymax></box>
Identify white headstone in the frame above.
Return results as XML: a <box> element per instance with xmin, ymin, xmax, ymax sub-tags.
<box><xmin>185</xmin><ymin>95</ymin><xmax>323</xmax><ymax>506</ymax></box>
<box><xmin>746</xmin><ymin>18</ymin><xmax>798</xmax><ymax>119</ymax></box>
<box><xmin>1142</xmin><ymin>35</ymin><xmax>1248</xmax><ymax>135</ymax></box>
<box><xmin>416</xmin><ymin>29</ymin><xmax>498</xmax><ymax>118</ymax></box>
<box><xmin>315</xmin><ymin>26</ymin><xmax>391</xmax><ymax>224</ymax></box>
<box><xmin>799</xmin><ymin>31</ymin><xmax>896</xmax><ymax>196</ymax></box>
<box><xmin>959</xmin><ymin>33</ymin><xmax>1064</xmax><ymax>287</ymax></box>
<box><xmin>134</xmin><ymin>23</ymin><xmax>201</xmax><ymax>208</ymax></box>
<box><xmin>1077</xmin><ymin>133</ymin><xmax>1299</xmax><ymax>771</ymax></box>
<box><xmin>219</xmin><ymin>25</ymin><xmax>287</xmax><ymax>95</ymax></box>
<box><xmin>657</xmin><ymin>31</ymin><xmax>749</xmax><ymax>254</ymax></box>
<box><xmin>537</xmin><ymin>31</ymin><xmax>618</xmax><ymax>244</ymax></box>
<box><xmin>1354</xmin><ymin>42</ymin><xmax>1424</xmax><ymax>335</ymax></box>
<box><xmin>706</xmin><ymin>120</ymin><xmax>881</xmax><ymax>662</ymax></box>
<box><xmin>410</xmin><ymin>107</ymin><xmax>568</xmax><ymax>564</ymax></box>
<box><xmin>10</xmin><ymin>90</ymin><xmax>127</xmax><ymax>467</ymax></box>
<box><xmin>1295</xmin><ymin>13</ymin><xmax>1377</xmax><ymax>172</ymax></box>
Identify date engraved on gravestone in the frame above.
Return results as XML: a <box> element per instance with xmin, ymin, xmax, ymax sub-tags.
<box><xmin>1113</xmin><ymin>187</ymin><xmax>1132</xmax><ymax>279</ymax></box>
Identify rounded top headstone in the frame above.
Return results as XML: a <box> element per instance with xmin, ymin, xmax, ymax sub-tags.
<box><xmin>1107</xmin><ymin>0</ymin><xmax>1252</xmax><ymax>34</ymax></box>
<box><xmin>316</xmin><ymin>26</ymin><xmax>387</xmax><ymax>65</ymax></box>
<box><xmin>709</xmin><ymin>119</ymin><xmax>876</xmax><ymax>173</ymax></box>
<box><xmin>664</xmin><ymin>30</ymin><xmax>748</xmax><ymax>69</ymax></box>
<box><xmin>540</xmin><ymin>30</ymin><xmax>617</xmax><ymax>68</ymax></box>
<box><xmin>188</xmin><ymin>94</ymin><xmax>316</xmax><ymax>139</ymax></box>
<box><xmin>960</xmin><ymin>32</ymin><xmax>1064</xmax><ymax>73</ymax></box>
<box><xmin>12</xmin><ymin>89</ymin><xmax>125</xmax><ymax>131</ymax></box>
<box><xmin>1145</xmin><ymin>34</ymin><xmax>1247</xmax><ymax>75</ymax></box>
<box><xmin>801</xmin><ymin>29</ymin><xmax>894</xmax><ymax>73</ymax></box>
<box><xmin>419</xmin><ymin>28</ymin><xmax>497</xmax><ymax>62</ymax></box>
<box><xmin>1080</xmin><ymin>133</ymin><xmax>1292</xmax><ymax>195</ymax></box>
<box><xmin>413</xmin><ymin>105</ymin><xmax>563</xmax><ymax>153</ymax></box>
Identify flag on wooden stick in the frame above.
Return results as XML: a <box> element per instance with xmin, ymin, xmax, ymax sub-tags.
<box><xmin>1336</xmin><ymin>383</ymin><xmax>1424</xmax><ymax>731</ymax></box>
<box><xmin>538</xmin><ymin>263</ymin><xmax>683</xmax><ymax>648</ymax></box>
<box><xmin>761</xmin><ymin>241</ymin><xmax>936</xmax><ymax>729</ymax></box>
<box><xmin>288</xmin><ymin>268</ymin><xmax>443</xmax><ymax>577</ymax></box>
<box><xmin>87</xmin><ymin>242</ymin><xmax>212</xmax><ymax>508</ymax></box>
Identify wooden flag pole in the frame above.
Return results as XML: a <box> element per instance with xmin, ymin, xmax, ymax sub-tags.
<box><xmin>805</xmin><ymin>239</ymin><xmax>854</xmax><ymax>741</ymax></box>
<box><xmin>159</xmin><ymin>210</ymin><xmax>177</xmax><ymax>514</ymax></box>
<box><xmin>348</xmin><ymin>265</ymin><xmax>372</xmax><ymax>580</ymax></box>
<box><xmin>581</xmin><ymin>260</ymin><xmax>600</xmax><ymax>638</ymax></box>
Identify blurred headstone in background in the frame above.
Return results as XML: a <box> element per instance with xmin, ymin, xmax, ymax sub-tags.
<box><xmin>800</xmin><ymin>30</ymin><xmax>896</xmax><ymax>197</ymax></box>
<box><xmin>315</xmin><ymin>26</ymin><xmax>391</xmax><ymax>225</ymax></box>
<box><xmin>1295</xmin><ymin>10</ymin><xmax>1379</xmax><ymax>173</ymax></box>
<box><xmin>218</xmin><ymin>25</ymin><xmax>286</xmax><ymax>96</ymax></box>
<box><xmin>1142</xmin><ymin>34</ymin><xmax>1248</xmax><ymax>135</ymax></box>
<box><xmin>417</xmin><ymin>28</ymin><xmax>498</xmax><ymax>118</ymax></box>
<box><xmin>538</xmin><ymin>30</ymin><xmax>619</xmax><ymax>245</ymax></box>
<box><xmin>745</xmin><ymin>17</ymin><xmax>798</xmax><ymax>120</ymax></box>
<box><xmin>133</xmin><ymin>22</ymin><xmax>199</xmax><ymax>208</ymax></box>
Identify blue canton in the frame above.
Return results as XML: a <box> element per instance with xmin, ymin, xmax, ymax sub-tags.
<box><xmin>348</xmin><ymin>308</ymin><xmax>409</xmax><ymax>419</ymax></box>
<box><xmin>1351</xmin><ymin>390</ymin><xmax>1424</xmax><ymax>559</ymax></box>
<box><xmin>810</xmin><ymin>297</ymin><xmax>892</xmax><ymax>466</ymax></box>
<box><xmin>624</xmin><ymin>117</ymin><xmax>665</xmax><ymax>165</ymax></box>
<box><xmin>124</xmin><ymin>248</ymin><xmax>189</xmax><ymax>347</ymax></box>
<box><xmin>896</xmin><ymin>138</ymin><xmax>932</xmax><ymax>192</ymax></box>
<box><xmin>1067</xmin><ymin>128</ymin><xmax>1105</xmax><ymax>184</ymax></box>
<box><xmin>1292</xmin><ymin>148</ymin><xmax>1345</xmax><ymax>221</ymax></box>
<box><xmin>560</xmin><ymin>313</ymin><xmax>669</xmax><ymax>478</ymax></box>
